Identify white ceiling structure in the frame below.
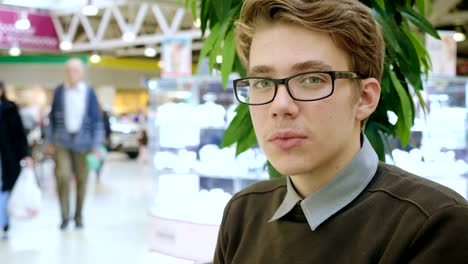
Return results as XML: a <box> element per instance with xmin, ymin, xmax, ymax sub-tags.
<box><xmin>1</xmin><ymin>0</ymin><xmax>467</xmax><ymax>58</ymax></box>
<box><xmin>1</xmin><ymin>0</ymin><xmax>203</xmax><ymax>58</ymax></box>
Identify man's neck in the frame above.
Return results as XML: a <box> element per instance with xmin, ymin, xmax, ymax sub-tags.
<box><xmin>290</xmin><ymin>133</ymin><xmax>362</xmax><ymax>198</ymax></box>
<box><xmin>67</xmin><ymin>81</ymin><xmax>81</xmax><ymax>88</ymax></box>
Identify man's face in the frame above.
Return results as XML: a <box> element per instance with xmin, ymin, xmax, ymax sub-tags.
<box><xmin>248</xmin><ymin>22</ymin><xmax>363</xmax><ymax>178</ymax></box>
<box><xmin>66</xmin><ymin>60</ymin><xmax>85</xmax><ymax>86</ymax></box>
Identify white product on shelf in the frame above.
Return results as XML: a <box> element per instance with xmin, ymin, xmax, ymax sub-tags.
<box><xmin>198</xmin><ymin>144</ymin><xmax>250</xmax><ymax>178</ymax></box>
<box><xmin>156</xmin><ymin>102</ymin><xmax>201</xmax><ymax>148</ymax></box>
<box><xmin>387</xmin><ymin>148</ymin><xmax>468</xmax><ymax>199</ymax></box>
<box><xmin>195</xmin><ymin>101</ymin><xmax>226</xmax><ymax>128</ymax></box>
<box><xmin>151</xmin><ymin>173</ymin><xmax>232</xmax><ymax>225</ymax></box>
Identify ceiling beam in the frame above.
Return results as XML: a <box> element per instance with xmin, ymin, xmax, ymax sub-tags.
<box><xmin>431</xmin><ymin>11</ymin><xmax>468</xmax><ymax>27</ymax></box>
<box><xmin>429</xmin><ymin>0</ymin><xmax>462</xmax><ymax>22</ymax></box>
<box><xmin>51</xmin><ymin>2</ymin><xmax>203</xmax><ymax>53</ymax></box>
<box><xmin>65</xmin><ymin>29</ymin><xmax>203</xmax><ymax>52</ymax></box>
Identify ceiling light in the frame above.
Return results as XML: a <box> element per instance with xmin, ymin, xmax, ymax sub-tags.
<box><xmin>144</xmin><ymin>46</ymin><xmax>157</xmax><ymax>57</ymax></box>
<box><xmin>60</xmin><ymin>40</ymin><xmax>73</xmax><ymax>51</ymax></box>
<box><xmin>82</xmin><ymin>4</ymin><xmax>98</xmax><ymax>16</ymax></box>
<box><xmin>89</xmin><ymin>52</ymin><xmax>101</xmax><ymax>63</ymax></box>
<box><xmin>194</xmin><ymin>18</ymin><xmax>201</xmax><ymax>28</ymax></box>
<box><xmin>15</xmin><ymin>11</ymin><xmax>30</xmax><ymax>30</ymax></box>
<box><xmin>453</xmin><ymin>32</ymin><xmax>466</xmax><ymax>42</ymax></box>
<box><xmin>9</xmin><ymin>46</ymin><xmax>21</xmax><ymax>56</ymax></box>
<box><xmin>122</xmin><ymin>31</ymin><xmax>136</xmax><ymax>42</ymax></box>
<box><xmin>147</xmin><ymin>80</ymin><xmax>158</xmax><ymax>90</ymax></box>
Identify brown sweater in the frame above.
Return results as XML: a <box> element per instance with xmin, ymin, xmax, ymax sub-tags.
<box><xmin>214</xmin><ymin>163</ymin><xmax>468</xmax><ymax>263</ymax></box>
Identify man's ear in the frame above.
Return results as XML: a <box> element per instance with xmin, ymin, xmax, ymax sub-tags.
<box><xmin>356</xmin><ymin>78</ymin><xmax>381</xmax><ymax>121</ymax></box>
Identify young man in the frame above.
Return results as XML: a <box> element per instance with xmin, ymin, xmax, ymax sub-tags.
<box><xmin>45</xmin><ymin>58</ymin><xmax>104</xmax><ymax>230</ymax></box>
<box><xmin>214</xmin><ymin>0</ymin><xmax>468</xmax><ymax>263</ymax></box>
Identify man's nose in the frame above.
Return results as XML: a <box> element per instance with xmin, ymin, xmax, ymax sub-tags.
<box><xmin>270</xmin><ymin>84</ymin><xmax>299</xmax><ymax>117</ymax></box>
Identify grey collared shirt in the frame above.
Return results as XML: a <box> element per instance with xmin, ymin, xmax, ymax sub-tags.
<box><xmin>268</xmin><ymin>135</ymin><xmax>379</xmax><ymax>231</ymax></box>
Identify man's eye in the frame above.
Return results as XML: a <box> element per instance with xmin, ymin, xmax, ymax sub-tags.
<box><xmin>303</xmin><ymin>76</ymin><xmax>321</xmax><ymax>83</ymax></box>
<box><xmin>253</xmin><ymin>80</ymin><xmax>272</xmax><ymax>88</ymax></box>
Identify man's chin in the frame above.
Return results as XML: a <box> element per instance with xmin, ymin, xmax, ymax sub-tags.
<box><xmin>270</xmin><ymin>163</ymin><xmax>308</xmax><ymax>177</ymax></box>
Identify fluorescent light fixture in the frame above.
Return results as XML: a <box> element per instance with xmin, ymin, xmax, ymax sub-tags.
<box><xmin>216</xmin><ymin>55</ymin><xmax>222</xmax><ymax>63</ymax></box>
<box><xmin>147</xmin><ymin>80</ymin><xmax>158</xmax><ymax>90</ymax></box>
<box><xmin>15</xmin><ymin>11</ymin><xmax>30</xmax><ymax>30</ymax></box>
<box><xmin>453</xmin><ymin>32</ymin><xmax>466</xmax><ymax>42</ymax></box>
<box><xmin>89</xmin><ymin>53</ymin><xmax>101</xmax><ymax>63</ymax></box>
<box><xmin>60</xmin><ymin>40</ymin><xmax>73</xmax><ymax>51</ymax></box>
<box><xmin>144</xmin><ymin>46</ymin><xmax>157</xmax><ymax>57</ymax></box>
<box><xmin>82</xmin><ymin>4</ymin><xmax>99</xmax><ymax>16</ymax></box>
<box><xmin>9</xmin><ymin>46</ymin><xmax>21</xmax><ymax>56</ymax></box>
<box><xmin>122</xmin><ymin>31</ymin><xmax>136</xmax><ymax>42</ymax></box>
<box><xmin>194</xmin><ymin>18</ymin><xmax>201</xmax><ymax>28</ymax></box>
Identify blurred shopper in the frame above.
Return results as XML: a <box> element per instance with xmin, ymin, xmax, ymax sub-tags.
<box><xmin>19</xmin><ymin>104</ymin><xmax>38</xmax><ymax>139</ymax></box>
<box><xmin>102</xmin><ymin>108</ymin><xmax>112</xmax><ymax>151</ymax></box>
<box><xmin>45</xmin><ymin>58</ymin><xmax>104</xmax><ymax>230</ymax></box>
<box><xmin>96</xmin><ymin>105</ymin><xmax>111</xmax><ymax>180</ymax></box>
<box><xmin>137</xmin><ymin>128</ymin><xmax>148</xmax><ymax>165</ymax></box>
<box><xmin>0</xmin><ymin>81</ymin><xmax>33</xmax><ymax>238</ymax></box>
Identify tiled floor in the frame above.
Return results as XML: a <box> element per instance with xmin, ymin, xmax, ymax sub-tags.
<box><xmin>0</xmin><ymin>152</ymin><xmax>194</xmax><ymax>264</ymax></box>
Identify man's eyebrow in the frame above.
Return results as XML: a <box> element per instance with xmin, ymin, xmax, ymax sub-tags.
<box><xmin>248</xmin><ymin>61</ymin><xmax>332</xmax><ymax>76</ymax></box>
<box><xmin>292</xmin><ymin>60</ymin><xmax>332</xmax><ymax>72</ymax></box>
<box><xmin>248</xmin><ymin>65</ymin><xmax>275</xmax><ymax>76</ymax></box>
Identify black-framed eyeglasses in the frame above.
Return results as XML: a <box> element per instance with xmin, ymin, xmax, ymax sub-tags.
<box><xmin>233</xmin><ymin>71</ymin><xmax>361</xmax><ymax>105</ymax></box>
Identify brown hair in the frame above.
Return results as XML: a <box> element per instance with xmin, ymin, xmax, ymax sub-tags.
<box><xmin>235</xmin><ymin>0</ymin><xmax>385</xmax><ymax>128</ymax></box>
<box><xmin>235</xmin><ymin>0</ymin><xmax>384</xmax><ymax>80</ymax></box>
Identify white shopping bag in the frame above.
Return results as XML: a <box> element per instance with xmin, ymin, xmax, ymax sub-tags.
<box><xmin>8</xmin><ymin>167</ymin><xmax>42</xmax><ymax>219</ymax></box>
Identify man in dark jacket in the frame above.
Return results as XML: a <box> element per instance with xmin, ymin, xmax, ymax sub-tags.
<box><xmin>214</xmin><ymin>0</ymin><xmax>468</xmax><ymax>263</ymax></box>
<box><xmin>0</xmin><ymin>81</ymin><xmax>32</xmax><ymax>238</ymax></box>
<box><xmin>45</xmin><ymin>58</ymin><xmax>104</xmax><ymax>230</ymax></box>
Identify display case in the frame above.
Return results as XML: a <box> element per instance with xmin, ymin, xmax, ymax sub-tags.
<box><xmin>146</xmin><ymin>76</ymin><xmax>268</xmax><ymax>262</ymax></box>
<box><xmin>387</xmin><ymin>76</ymin><xmax>468</xmax><ymax>199</ymax></box>
<box><xmin>421</xmin><ymin>76</ymin><xmax>468</xmax><ymax>159</ymax></box>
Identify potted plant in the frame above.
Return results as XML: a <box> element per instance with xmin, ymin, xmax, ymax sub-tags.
<box><xmin>186</xmin><ymin>0</ymin><xmax>440</xmax><ymax>177</ymax></box>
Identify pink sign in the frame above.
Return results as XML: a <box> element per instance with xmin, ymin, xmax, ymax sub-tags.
<box><xmin>0</xmin><ymin>7</ymin><xmax>59</xmax><ymax>51</ymax></box>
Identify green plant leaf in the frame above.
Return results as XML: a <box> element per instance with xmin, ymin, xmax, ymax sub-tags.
<box><xmin>415</xmin><ymin>0</ymin><xmax>426</xmax><ymax>16</ymax></box>
<box><xmin>365</xmin><ymin>121</ymin><xmax>386</xmax><ymax>161</ymax></box>
<box><xmin>236</xmin><ymin>125</ymin><xmax>257</xmax><ymax>156</ymax></box>
<box><xmin>372</xmin><ymin>5</ymin><xmax>403</xmax><ymax>54</ymax></box>
<box><xmin>392</xmin><ymin>26</ymin><xmax>422</xmax><ymax>91</ymax></box>
<box><xmin>413</xmin><ymin>87</ymin><xmax>427</xmax><ymax>114</ymax></box>
<box><xmin>374</xmin><ymin>0</ymin><xmax>385</xmax><ymax>9</ymax></box>
<box><xmin>209</xmin><ymin>22</ymin><xmax>227</xmax><ymax>70</ymax></box>
<box><xmin>200</xmin><ymin>0</ymin><xmax>211</xmax><ymax>34</ymax></box>
<box><xmin>405</xmin><ymin>28</ymin><xmax>432</xmax><ymax>83</ymax></box>
<box><xmin>221</xmin><ymin>29</ymin><xmax>235</xmax><ymax>88</ymax></box>
<box><xmin>266</xmin><ymin>161</ymin><xmax>284</xmax><ymax>178</ymax></box>
<box><xmin>191</xmin><ymin>0</ymin><xmax>197</xmax><ymax>20</ymax></box>
<box><xmin>220</xmin><ymin>104</ymin><xmax>257</xmax><ymax>156</ymax></box>
<box><xmin>198</xmin><ymin>22</ymin><xmax>220</xmax><ymax>62</ymax></box>
<box><xmin>213</xmin><ymin>0</ymin><xmax>232</xmax><ymax>22</ymax></box>
<box><xmin>390</xmin><ymin>70</ymin><xmax>412</xmax><ymax>146</ymax></box>
<box><xmin>184</xmin><ymin>0</ymin><xmax>197</xmax><ymax>18</ymax></box>
<box><xmin>400</xmin><ymin>6</ymin><xmax>440</xmax><ymax>39</ymax></box>
<box><xmin>221</xmin><ymin>104</ymin><xmax>250</xmax><ymax>147</ymax></box>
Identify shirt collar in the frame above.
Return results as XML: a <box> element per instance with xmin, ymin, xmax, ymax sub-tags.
<box><xmin>65</xmin><ymin>81</ymin><xmax>86</xmax><ymax>92</ymax></box>
<box><xmin>268</xmin><ymin>134</ymin><xmax>379</xmax><ymax>231</ymax></box>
